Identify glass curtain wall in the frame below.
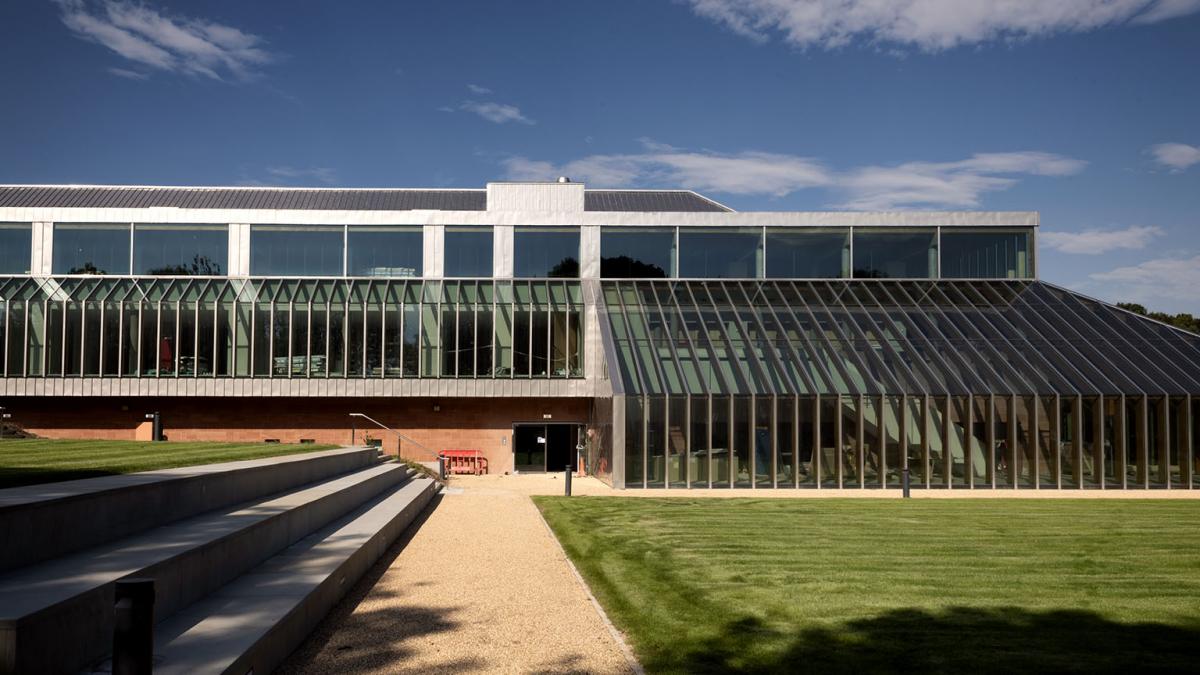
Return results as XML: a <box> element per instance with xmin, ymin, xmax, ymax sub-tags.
<box><xmin>603</xmin><ymin>279</ymin><xmax>1200</xmax><ymax>489</ymax></box>
<box><xmin>347</xmin><ymin>226</ymin><xmax>422</xmax><ymax>277</ymax></box>
<box><xmin>940</xmin><ymin>230</ymin><xmax>1031</xmax><ymax>279</ymax></box>
<box><xmin>852</xmin><ymin>230</ymin><xmax>937</xmax><ymax>278</ymax></box>
<box><xmin>134</xmin><ymin>225</ymin><xmax>228</xmax><ymax>275</ymax></box>
<box><xmin>0</xmin><ymin>224</ymin><xmax>32</xmax><ymax>274</ymax></box>
<box><xmin>445</xmin><ymin>226</ymin><xmax>494</xmax><ymax>277</ymax></box>
<box><xmin>250</xmin><ymin>226</ymin><xmax>343</xmax><ymax>276</ymax></box>
<box><xmin>601</xmin><ymin>227</ymin><xmax>675</xmax><ymax>278</ymax></box>
<box><xmin>765</xmin><ymin>229</ymin><xmax>848</xmax><ymax>278</ymax></box>
<box><xmin>678</xmin><ymin>228</ymin><xmax>762</xmax><ymax>278</ymax></box>
<box><xmin>0</xmin><ymin>277</ymin><xmax>582</xmax><ymax>380</ymax></box>
<box><xmin>53</xmin><ymin>224</ymin><xmax>131</xmax><ymax>275</ymax></box>
<box><xmin>514</xmin><ymin>227</ymin><xmax>580</xmax><ymax>278</ymax></box>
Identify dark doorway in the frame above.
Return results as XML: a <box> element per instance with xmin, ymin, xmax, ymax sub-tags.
<box><xmin>514</xmin><ymin>425</ymin><xmax>545</xmax><ymax>472</ymax></box>
<box><xmin>513</xmin><ymin>423</ymin><xmax>580</xmax><ymax>472</ymax></box>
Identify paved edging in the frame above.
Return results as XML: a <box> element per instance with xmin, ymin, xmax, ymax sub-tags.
<box><xmin>534</xmin><ymin>499</ymin><xmax>646</xmax><ymax>675</ymax></box>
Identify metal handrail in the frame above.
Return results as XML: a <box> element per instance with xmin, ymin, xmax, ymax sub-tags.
<box><xmin>348</xmin><ymin>412</ymin><xmax>437</xmax><ymax>457</ymax></box>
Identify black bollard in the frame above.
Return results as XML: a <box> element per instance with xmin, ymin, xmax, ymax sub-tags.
<box><xmin>145</xmin><ymin>412</ymin><xmax>163</xmax><ymax>442</ymax></box>
<box><xmin>902</xmin><ymin>467</ymin><xmax>911</xmax><ymax>499</ymax></box>
<box><xmin>437</xmin><ymin>455</ymin><xmax>446</xmax><ymax>480</ymax></box>
<box><xmin>113</xmin><ymin>578</ymin><xmax>155</xmax><ymax>675</ymax></box>
<box><xmin>565</xmin><ymin>464</ymin><xmax>573</xmax><ymax>496</ymax></box>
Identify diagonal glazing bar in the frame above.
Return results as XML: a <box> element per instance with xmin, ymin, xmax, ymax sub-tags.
<box><xmin>870</xmin><ymin>282</ymin><xmax>981</xmax><ymax>396</ymax></box>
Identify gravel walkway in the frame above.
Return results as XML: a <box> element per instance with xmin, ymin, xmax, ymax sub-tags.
<box><xmin>279</xmin><ymin>480</ymin><xmax>637</xmax><ymax>675</ymax></box>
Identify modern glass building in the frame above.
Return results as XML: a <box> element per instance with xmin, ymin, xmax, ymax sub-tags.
<box><xmin>0</xmin><ymin>181</ymin><xmax>1196</xmax><ymax>489</ymax></box>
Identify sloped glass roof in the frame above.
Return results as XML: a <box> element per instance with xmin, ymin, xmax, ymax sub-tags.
<box><xmin>597</xmin><ymin>280</ymin><xmax>1200</xmax><ymax>397</ymax></box>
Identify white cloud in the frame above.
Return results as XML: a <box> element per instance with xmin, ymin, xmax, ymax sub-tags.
<box><xmin>1040</xmin><ymin>225</ymin><xmax>1164</xmax><ymax>255</ymax></box>
<box><xmin>107</xmin><ymin>67</ymin><xmax>148</xmax><ymax>80</ymax></box>
<box><xmin>683</xmin><ymin>0</ymin><xmax>1200</xmax><ymax>51</ymax></box>
<box><xmin>264</xmin><ymin>166</ymin><xmax>338</xmax><ymax>185</ymax></box>
<box><xmin>460</xmin><ymin>101</ymin><xmax>535</xmax><ymax>125</ymax></box>
<box><xmin>504</xmin><ymin>141</ymin><xmax>1084</xmax><ymax>207</ymax></box>
<box><xmin>1148</xmin><ymin>142</ymin><xmax>1200</xmax><ymax>172</ymax></box>
<box><xmin>836</xmin><ymin>152</ymin><xmax>1087</xmax><ymax>209</ymax></box>
<box><xmin>503</xmin><ymin>140</ymin><xmax>830</xmax><ymax>196</ymax></box>
<box><xmin>55</xmin><ymin>0</ymin><xmax>272</xmax><ymax>80</ymax></box>
<box><xmin>1088</xmin><ymin>254</ymin><xmax>1200</xmax><ymax>307</ymax></box>
<box><xmin>466</xmin><ymin>83</ymin><xmax>492</xmax><ymax>95</ymax></box>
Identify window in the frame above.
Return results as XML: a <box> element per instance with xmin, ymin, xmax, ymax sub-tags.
<box><xmin>678</xmin><ymin>228</ymin><xmax>761</xmax><ymax>278</ymax></box>
<box><xmin>765</xmin><ymin>229</ymin><xmax>848</xmax><ymax>278</ymax></box>
<box><xmin>445</xmin><ymin>227</ymin><xmax>493</xmax><ymax>277</ymax></box>
<box><xmin>53</xmin><ymin>224</ymin><xmax>131</xmax><ymax>275</ymax></box>
<box><xmin>134</xmin><ymin>225</ymin><xmax>228</xmax><ymax>275</ymax></box>
<box><xmin>514</xmin><ymin>227</ymin><xmax>580</xmax><ymax>278</ymax></box>
<box><xmin>601</xmin><ymin>227</ymin><xmax>674</xmax><ymax>278</ymax></box>
<box><xmin>940</xmin><ymin>230</ymin><xmax>1031</xmax><ymax>279</ymax></box>
<box><xmin>0</xmin><ymin>223</ymin><xmax>32</xmax><ymax>274</ymax></box>
<box><xmin>852</xmin><ymin>229</ymin><xmax>937</xmax><ymax>278</ymax></box>
<box><xmin>250</xmin><ymin>225</ymin><xmax>343</xmax><ymax>276</ymax></box>
<box><xmin>347</xmin><ymin>226</ymin><xmax>422</xmax><ymax>277</ymax></box>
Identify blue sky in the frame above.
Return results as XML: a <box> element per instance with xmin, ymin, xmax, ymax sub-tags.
<box><xmin>1</xmin><ymin>0</ymin><xmax>1198</xmax><ymax>311</ymax></box>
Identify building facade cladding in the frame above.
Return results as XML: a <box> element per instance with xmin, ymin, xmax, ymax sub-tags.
<box><xmin>0</xmin><ymin>182</ymin><xmax>1195</xmax><ymax>489</ymax></box>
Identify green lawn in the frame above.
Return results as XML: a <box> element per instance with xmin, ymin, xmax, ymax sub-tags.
<box><xmin>0</xmin><ymin>439</ymin><xmax>339</xmax><ymax>489</ymax></box>
<box><xmin>535</xmin><ymin>497</ymin><xmax>1200</xmax><ymax>674</ymax></box>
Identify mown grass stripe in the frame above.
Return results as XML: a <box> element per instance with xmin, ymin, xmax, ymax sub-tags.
<box><xmin>535</xmin><ymin>496</ymin><xmax>1200</xmax><ymax>674</ymax></box>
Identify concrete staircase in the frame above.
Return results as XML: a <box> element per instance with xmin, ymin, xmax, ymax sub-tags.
<box><xmin>0</xmin><ymin>447</ymin><xmax>439</xmax><ymax>675</ymax></box>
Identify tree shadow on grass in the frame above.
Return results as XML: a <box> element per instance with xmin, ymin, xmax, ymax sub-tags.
<box><xmin>670</xmin><ymin>607</ymin><xmax>1200</xmax><ymax>675</ymax></box>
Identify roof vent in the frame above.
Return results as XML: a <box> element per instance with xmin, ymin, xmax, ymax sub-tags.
<box><xmin>557</xmin><ymin>176</ymin><xmax>571</xmax><ymax>183</ymax></box>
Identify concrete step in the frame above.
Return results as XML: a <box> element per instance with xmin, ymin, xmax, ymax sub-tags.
<box><xmin>0</xmin><ymin>446</ymin><xmax>381</xmax><ymax>574</ymax></box>
<box><xmin>154</xmin><ymin>477</ymin><xmax>440</xmax><ymax>675</ymax></box>
<box><xmin>0</xmin><ymin>462</ymin><xmax>410</xmax><ymax>675</ymax></box>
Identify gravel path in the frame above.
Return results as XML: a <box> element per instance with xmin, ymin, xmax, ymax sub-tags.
<box><xmin>279</xmin><ymin>481</ymin><xmax>637</xmax><ymax>675</ymax></box>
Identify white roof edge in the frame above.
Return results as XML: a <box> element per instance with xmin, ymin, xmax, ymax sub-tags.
<box><xmin>0</xmin><ymin>184</ymin><xmax>487</xmax><ymax>192</ymax></box>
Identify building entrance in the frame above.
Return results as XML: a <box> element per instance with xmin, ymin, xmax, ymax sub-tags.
<box><xmin>513</xmin><ymin>423</ymin><xmax>581</xmax><ymax>473</ymax></box>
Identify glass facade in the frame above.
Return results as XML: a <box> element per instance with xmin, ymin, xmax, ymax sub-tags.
<box><xmin>0</xmin><ymin>276</ymin><xmax>582</xmax><ymax>380</ymax></box>
<box><xmin>514</xmin><ymin>227</ymin><xmax>580</xmax><ymax>278</ymax></box>
<box><xmin>53</xmin><ymin>224</ymin><xmax>131</xmax><ymax>275</ymax></box>
<box><xmin>250</xmin><ymin>226</ymin><xmax>343</xmax><ymax>276</ymax></box>
<box><xmin>678</xmin><ymin>228</ymin><xmax>762</xmax><ymax>278</ymax></box>
<box><xmin>601</xmin><ymin>227</ymin><xmax>675</xmax><ymax>278</ymax></box>
<box><xmin>347</xmin><ymin>226</ymin><xmax>422</xmax><ymax>277</ymax></box>
<box><xmin>602</xmin><ymin>279</ymin><xmax>1200</xmax><ymax>489</ymax></box>
<box><xmin>765</xmin><ymin>229</ymin><xmax>848</xmax><ymax>278</ymax></box>
<box><xmin>0</xmin><ymin>224</ymin><xmax>32</xmax><ymax>274</ymax></box>
<box><xmin>852</xmin><ymin>229</ymin><xmax>937</xmax><ymax>278</ymax></box>
<box><xmin>941</xmin><ymin>230</ymin><xmax>1031</xmax><ymax>279</ymax></box>
<box><xmin>444</xmin><ymin>226</ymin><xmax>493</xmax><ymax>277</ymax></box>
<box><xmin>134</xmin><ymin>225</ymin><xmax>228</xmax><ymax>275</ymax></box>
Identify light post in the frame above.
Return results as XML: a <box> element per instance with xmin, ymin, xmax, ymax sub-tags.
<box><xmin>349</xmin><ymin>413</ymin><xmax>369</xmax><ymax>447</ymax></box>
<box><xmin>0</xmin><ymin>407</ymin><xmax>9</xmax><ymax>440</ymax></box>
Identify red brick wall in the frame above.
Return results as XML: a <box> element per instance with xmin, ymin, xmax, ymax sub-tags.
<box><xmin>13</xmin><ymin>396</ymin><xmax>590</xmax><ymax>475</ymax></box>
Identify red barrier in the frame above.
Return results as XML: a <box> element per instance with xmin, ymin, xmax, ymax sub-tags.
<box><xmin>439</xmin><ymin>449</ymin><xmax>489</xmax><ymax>476</ymax></box>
